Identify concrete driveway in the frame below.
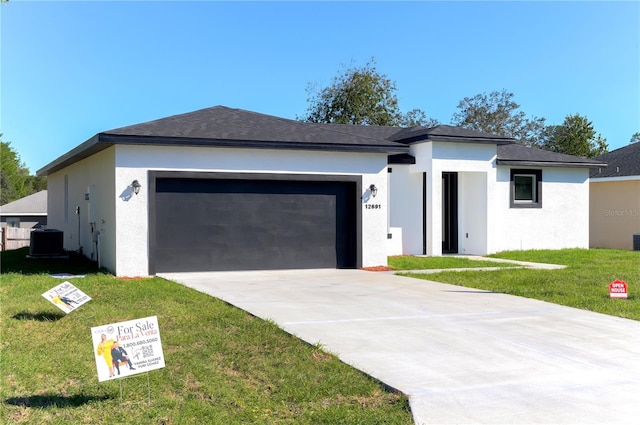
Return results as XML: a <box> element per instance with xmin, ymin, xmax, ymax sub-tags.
<box><xmin>159</xmin><ymin>269</ymin><xmax>640</xmax><ymax>424</ymax></box>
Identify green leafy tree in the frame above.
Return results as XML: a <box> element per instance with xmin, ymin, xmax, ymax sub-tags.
<box><xmin>451</xmin><ymin>89</ymin><xmax>546</xmax><ymax>147</ymax></box>
<box><xmin>400</xmin><ymin>109</ymin><xmax>440</xmax><ymax>128</ymax></box>
<box><xmin>300</xmin><ymin>59</ymin><xmax>438</xmax><ymax>127</ymax></box>
<box><xmin>630</xmin><ymin>132</ymin><xmax>640</xmax><ymax>144</ymax></box>
<box><xmin>0</xmin><ymin>138</ymin><xmax>29</xmax><ymax>204</ymax></box>
<box><xmin>542</xmin><ymin>114</ymin><xmax>608</xmax><ymax>158</ymax></box>
<box><xmin>0</xmin><ymin>137</ymin><xmax>46</xmax><ymax>204</ymax></box>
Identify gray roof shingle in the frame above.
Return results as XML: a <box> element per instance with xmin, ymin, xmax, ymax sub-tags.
<box><xmin>37</xmin><ymin>106</ymin><xmax>607</xmax><ymax>176</ymax></box>
<box><xmin>102</xmin><ymin>106</ymin><xmax>406</xmax><ymax>150</ymax></box>
<box><xmin>590</xmin><ymin>142</ymin><xmax>640</xmax><ymax>178</ymax></box>
<box><xmin>389</xmin><ymin>125</ymin><xmax>516</xmax><ymax>144</ymax></box>
<box><xmin>0</xmin><ymin>190</ymin><xmax>48</xmax><ymax>215</ymax></box>
<box><xmin>497</xmin><ymin>144</ymin><xmax>606</xmax><ymax>168</ymax></box>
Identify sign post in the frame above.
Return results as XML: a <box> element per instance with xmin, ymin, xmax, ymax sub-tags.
<box><xmin>608</xmin><ymin>279</ymin><xmax>628</xmax><ymax>299</ymax></box>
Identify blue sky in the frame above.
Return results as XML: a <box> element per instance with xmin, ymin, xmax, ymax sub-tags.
<box><xmin>1</xmin><ymin>1</ymin><xmax>638</xmax><ymax>173</ymax></box>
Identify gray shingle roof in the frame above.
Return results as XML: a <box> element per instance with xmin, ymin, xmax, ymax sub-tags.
<box><xmin>0</xmin><ymin>190</ymin><xmax>47</xmax><ymax>215</ymax></box>
<box><xmin>38</xmin><ymin>106</ymin><xmax>409</xmax><ymax>176</ymax></box>
<box><xmin>37</xmin><ymin>106</ymin><xmax>606</xmax><ymax>176</ymax></box>
<box><xmin>497</xmin><ymin>144</ymin><xmax>606</xmax><ymax>168</ymax></box>
<box><xmin>590</xmin><ymin>142</ymin><xmax>640</xmax><ymax>178</ymax></box>
<box><xmin>389</xmin><ymin>125</ymin><xmax>515</xmax><ymax>144</ymax></box>
<box><xmin>102</xmin><ymin>106</ymin><xmax>407</xmax><ymax>151</ymax></box>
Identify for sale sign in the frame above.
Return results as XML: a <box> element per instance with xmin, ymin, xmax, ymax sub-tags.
<box><xmin>609</xmin><ymin>279</ymin><xmax>628</xmax><ymax>299</ymax></box>
<box><xmin>42</xmin><ymin>281</ymin><xmax>91</xmax><ymax>313</ymax></box>
<box><xmin>91</xmin><ymin>316</ymin><xmax>165</xmax><ymax>381</ymax></box>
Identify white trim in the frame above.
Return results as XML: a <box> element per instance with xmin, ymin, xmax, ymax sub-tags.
<box><xmin>590</xmin><ymin>175</ymin><xmax>640</xmax><ymax>183</ymax></box>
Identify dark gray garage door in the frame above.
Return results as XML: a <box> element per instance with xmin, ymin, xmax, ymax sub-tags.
<box><xmin>153</xmin><ymin>177</ymin><xmax>358</xmax><ymax>272</ymax></box>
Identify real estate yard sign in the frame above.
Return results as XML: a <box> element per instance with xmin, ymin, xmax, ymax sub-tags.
<box><xmin>42</xmin><ymin>281</ymin><xmax>91</xmax><ymax>313</ymax></box>
<box><xmin>91</xmin><ymin>316</ymin><xmax>165</xmax><ymax>382</ymax></box>
<box><xmin>609</xmin><ymin>279</ymin><xmax>628</xmax><ymax>299</ymax></box>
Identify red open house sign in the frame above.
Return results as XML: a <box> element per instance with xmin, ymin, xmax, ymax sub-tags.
<box><xmin>609</xmin><ymin>279</ymin><xmax>628</xmax><ymax>299</ymax></box>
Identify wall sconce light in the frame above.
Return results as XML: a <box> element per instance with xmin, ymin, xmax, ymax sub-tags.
<box><xmin>369</xmin><ymin>184</ymin><xmax>378</xmax><ymax>198</ymax></box>
<box><xmin>131</xmin><ymin>180</ymin><xmax>141</xmax><ymax>195</ymax></box>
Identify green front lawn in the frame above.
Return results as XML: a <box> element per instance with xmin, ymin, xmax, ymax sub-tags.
<box><xmin>0</xmin><ymin>248</ymin><xmax>412</xmax><ymax>425</ymax></box>
<box><xmin>401</xmin><ymin>248</ymin><xmax>640</xmax><ymax>320</ymax></box>
<box><xmin>388</xmin><ymin>255</ymin><xmax>519</xmax><ymax>270</ymax></box>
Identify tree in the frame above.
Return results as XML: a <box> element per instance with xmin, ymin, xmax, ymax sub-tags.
<box><xmin>0</xmin><ymin>136</ymin><xmax>46</xmax><ymax>205</ymax></box>
<box><xmin>399</xmin><ymin>109</ymin><xmax>440</xmax><ymax>128</ymax></box>
<box><xmin>451</xmin><ymin>90</ymin><xmax>546</xmax><ymax>147</ymax></box>
<box><xmin>0</xmin><ymin>139</ymin><xmax>29</xmax><ymax>204</ymax></box>
<box><xmin>630</xmin><ymin>132</ymin><xmax>640</xmax><ymax>144</ymax></box>
<box><xmin>541</xmin><ymin>114</ymin><xmax>608</xmax><ymax>158</ymax></box>
<box><xmin>299</xmin><ymin>59</ymin><xmax>438</xmax><ymax>127</ymax></box>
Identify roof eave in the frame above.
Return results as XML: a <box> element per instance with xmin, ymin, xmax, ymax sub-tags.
<box><xmin>99</xmin><ymin>134</ymin><xmax>409</xmax><ymax>154</ymax></box>
<box><xmin>37</xmin><ymin>135</ymin><xmax>110</xmax><ymax>176</ymax></box>
<box><xmin>496</xmin><ymin>159</ymin><xmax>608</xmax><ymax>168</ymax></box>
<box><xmin>405</xmin><ymin>135</ymin><xmax>515</xmax><ymax>145</ymax></box>
<box><xmin>0</xmin><ymin>212</ymin><xmax>47</xmax><ymax>216</ymax></box>
<box><xmin>38</xmin><ymin>133</ymin><xmax>409</xmax><ymax>176</ymax></box>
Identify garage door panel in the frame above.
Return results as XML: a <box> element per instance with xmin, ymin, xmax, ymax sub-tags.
<box><xmin>154</xmin><ymin>178</ymin><xmax>356</xmax><ymax>272</ymax></box>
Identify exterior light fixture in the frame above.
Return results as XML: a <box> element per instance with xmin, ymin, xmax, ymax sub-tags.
<box><xmin>131</xmin><ymin>180</ymin><xmax>142</xmax><ymax>195</ymax></box>
<box><xmin>369</xmin><ymin>184</ymin><xmax>378</xmax><ymax>198</ymax></box>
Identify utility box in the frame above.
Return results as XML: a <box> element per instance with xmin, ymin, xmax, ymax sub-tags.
<box><xmin>633</xmin><ymin>233</ymin><xmax>640</xmax><ymax>251</ymax></box>
<box><xmin>29</xmin><ymin>229</ymin><xmax>65</xmax><ymax>257</ymax></box>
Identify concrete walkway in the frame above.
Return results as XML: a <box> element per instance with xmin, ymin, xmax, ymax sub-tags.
<box><xmin>395</xmin><ymin>255</ymin><xmax>567</xmax><ymax>274</ymax></box>
<box><xmin>160</xmin><ymin>268</ymin><xmax>640</xmax><ymax>424</ymax></box>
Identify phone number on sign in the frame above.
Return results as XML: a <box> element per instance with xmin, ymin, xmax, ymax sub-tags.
<box><xmin>125</xmin><ymin>338</ymin><xmax>158</xmax><ymax>348</ymax></box>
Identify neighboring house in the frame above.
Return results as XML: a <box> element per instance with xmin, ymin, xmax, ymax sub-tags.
<box><xmin>37</xmin><ymin>106</ymin><xmax>604</xmax><ymax>276</ymax></box>
<box><xmin>589</xmin><ymin>142</ymin><xmax>640</xmax><ymax>250</ymax></box>
<box><xmin>0</xmin><ymin>190</ymin><xmax>48</xmax><ymax>229</ymax></box>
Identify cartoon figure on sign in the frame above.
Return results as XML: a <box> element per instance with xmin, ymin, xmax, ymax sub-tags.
<box><xmin>111</xmin><ymin>341</ymin><xmax>136</xmax><ymax>376</ymax></box>
<box><xmin>96</xmin><ymin>334</ymin><xmax>116</xmax><ymax>378</ymax></box>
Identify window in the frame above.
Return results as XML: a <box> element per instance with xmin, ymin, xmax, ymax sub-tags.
<box><xmin>510</xmin><ymin>169</ymin><xmax>542</xmax><ymax>208</ymax></box>
<box><xmin>6</xmin><ymin>217</ymin><xmax>20</xmax><ymax>228</ymax></box>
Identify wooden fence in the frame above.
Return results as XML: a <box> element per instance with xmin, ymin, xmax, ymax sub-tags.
<box><xmin>0</xmin><ymin>227</ymin><xmax>32</xmax><ymax>251</ymax></box>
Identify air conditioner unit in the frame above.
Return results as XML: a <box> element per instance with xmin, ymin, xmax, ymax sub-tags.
<box><xmin>29</xmin><ymin>229</ymin><xmax>65</xmax><ymax>257</ymax></box>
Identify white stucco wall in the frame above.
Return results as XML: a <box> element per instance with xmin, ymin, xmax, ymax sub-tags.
<box><xmin>458</xmin><ymin>172</ymin><xmax>489</xmax><ymax>255</ymax></box>
<box><xmin>113</xmin><ymin>145</ymin><xmax>390</xmax><ymax>276</ymax></box>
<box><xmin>388</xmin><ymin>164</ymin><xmax>423</xmax><ymax>254</ymax></box>
<box><xmin>410</xmin><ymin>142</ymin><xmax>496</xmax><ymax>256</ymax></box>
<box><xmin>388</xmin><ymin>141</ymin><xmax>591</xmax><ymax>256</ymax></box>
<box><xmin>46</xmin><ymin>146</ymin><xmax>116</xmax><ymax>270</ymax></box>
<box><xmin>492</xmin><ymin>167</ymin><xmax>590</xmax><ymax>252</ymax></box>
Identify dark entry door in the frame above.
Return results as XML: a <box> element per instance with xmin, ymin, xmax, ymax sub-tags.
<box><xmin>442</xmin><ymin>172</ymin><xmax>458</xmax><ymax>254</ymax></box>
<box><xmin>153</xmin><ymin>177</ymin><xmax>358</xmax><ymax>272</ymax></box>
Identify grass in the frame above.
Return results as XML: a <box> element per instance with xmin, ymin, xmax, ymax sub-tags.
<box><xmin>0</xmin><ymin>248</ymin><xmax>412</xmax><ymax>425</ymax></box>
<box><xmin>401</xmin><ymin>248</ymin><xmax>640</xmax><ymax>321</ymax></box>
<box><xmin>388</xmin><ymin>255</ymin><xmax>518</xmax><ymax>270</ymax></box>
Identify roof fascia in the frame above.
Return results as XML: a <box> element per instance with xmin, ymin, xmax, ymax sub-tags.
<box><xmin>0</xmin><ymin>212</ymin><xmax>47</xmax><ymax>216</ymax></box>
<box><xmin>405</xmin><ymin>135</ymin><xmax>514</xmax><ymax>145</ymax></box>
<box><xmin>590</xmin><ymin>175</ymin><xmax>640</xmax><ymax>182</ymax></box>
<box><xmin>98</xmin><ymin>134</ymin><xmax>410</xmax><ymax>154</ymax></box>
<box><xmin>496</xmin><ymin>159</ymin><xmax>608</xmax><ymax>168</ymax></box>
<box><xmin>38</xmin><ymin>133</ymin><xmax>409</xmax><ymax>176</ymax></box>
<box><xmin>37</xmin><ymin>135</ymin><xmax>110</xmax><ymax>176</ymax></box>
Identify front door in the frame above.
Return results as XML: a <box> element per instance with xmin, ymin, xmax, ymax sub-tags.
<box><xmin>442</xmin><ymin>172</ymin><xmax>458</xmax><ymax>254</ymax></box>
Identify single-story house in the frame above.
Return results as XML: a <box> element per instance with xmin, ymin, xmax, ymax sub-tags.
<box><xmin>589</xmin><ymin>142</ymin><xmax>640</xmax><ymax>250</ymax></box>
<box><xmin>0</xmin><ymin>190</ymin><xmax>48</xmax><ymax>229</ymax></box>
<box><xmin>37</xmin><ymin>106</ymin><xmax>604</xmax><ymax>276</ymax></box>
